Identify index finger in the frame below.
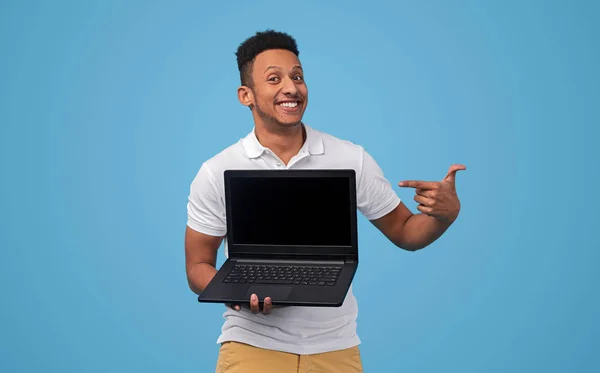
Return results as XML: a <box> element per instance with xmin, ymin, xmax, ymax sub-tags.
<box><xmin>399</xmin><ymin>180</ymin><xmax>439</xmax><ymax>189</ymax></box>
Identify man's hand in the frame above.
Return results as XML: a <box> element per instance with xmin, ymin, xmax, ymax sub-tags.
<box><xmin>229</xmin><ymin>294</ymin><xmax>278</xmax><ymax>315</ymax></box>
<box><xmin>399</xmin><ymin>164</ymin><xmax>466</xmax><ymax>224</ymax></box>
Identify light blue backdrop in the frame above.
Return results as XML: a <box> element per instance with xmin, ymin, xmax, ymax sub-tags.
<box><xmin>1</xmin><ymin>1</ymin><xmax>598</xmax><ymax>372</ymax></box>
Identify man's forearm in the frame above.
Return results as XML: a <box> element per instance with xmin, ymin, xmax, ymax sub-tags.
<box><xmin>187</xmin><ymin>263</ymin><xmax>218</xmax><ymax>295</ymax></box>
<box><xmin>398</xmin><ymin>213</ymin><xmax>453</xmax><ymax>251</ymax></box>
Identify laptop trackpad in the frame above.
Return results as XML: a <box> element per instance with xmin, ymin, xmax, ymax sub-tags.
<box><xmin>244</xmin><ymin>285</ymin><xmax>292</xmax><ymax>301</ymax></box>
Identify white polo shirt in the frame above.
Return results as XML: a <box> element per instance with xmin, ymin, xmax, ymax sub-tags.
<box><xmin>187</xmin><ymin>124</ymin><xmax>401</xmax><ymax>355</ymax></box>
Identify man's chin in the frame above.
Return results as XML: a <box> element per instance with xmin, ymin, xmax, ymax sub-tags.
<box><xmin>276</xmin><ymin>112</ymin><xmax>305</xmax><ymax>127</ymax></box>
<box><xmin>269</xmin><ymin>115</ymin><xmax>303</xmax><ymax>128</ymax></box>
<box><xmin>255</xmin><ymin>107</ymin><xmax>303</xmax><ymax>129</ymax></box>
<box><xmin>277</xmin><ymin>119</ymin><xmax>303</xmax><ymax>127</ymax></box>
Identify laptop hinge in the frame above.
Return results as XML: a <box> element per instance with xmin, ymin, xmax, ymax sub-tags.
<box><xmin>234</xmin><ymin>257</ymin><xmax>345</xmax><ymax>265</ymax></box>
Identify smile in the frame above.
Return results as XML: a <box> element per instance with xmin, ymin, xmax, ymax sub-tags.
<box><xmin>278</xmin><ymin>101</ymin><xmax>299</xmax><ymax>108</ymax></box>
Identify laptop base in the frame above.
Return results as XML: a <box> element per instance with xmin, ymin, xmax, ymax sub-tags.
<box><xmin>197</xmin><ymin>258</ymin><xmax>358</xmax><ymax>307</ymax></box>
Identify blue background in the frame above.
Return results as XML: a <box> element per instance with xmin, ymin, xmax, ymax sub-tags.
<box><xmin>1</xmin><ymin>0</ymin><xmax>598</xmax><ymax>372</ymax></box>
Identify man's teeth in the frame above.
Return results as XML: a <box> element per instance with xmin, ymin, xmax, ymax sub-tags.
<box><xmin>279</xmin><ymin>102</ymin><xmax>298</xmax><ymax>108</ymax></box>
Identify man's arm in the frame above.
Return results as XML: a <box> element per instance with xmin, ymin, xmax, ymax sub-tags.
<box><xmin>184</xmin><ymin>226</ymin><xmax>278</xmax><ymax>314</ymax></box>
<box><xmin>371</xmin><ymin>164</ymin><xmax>466</xmax><ymax>251</ymax></box>
<box><xmin>371</xmin><ymin>202</ymin><xmax>453</xmax><ymax>252</ymax></box>
<box><xmin>184</xmin><ymin>226</ymin><xmax>224</xmax><ymax>295</ymax></box>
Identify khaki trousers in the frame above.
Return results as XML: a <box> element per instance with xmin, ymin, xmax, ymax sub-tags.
<box><xmin>215</xmin><ymin>341</ymin><xmax>363</xmax><ymax>373</ymax></box>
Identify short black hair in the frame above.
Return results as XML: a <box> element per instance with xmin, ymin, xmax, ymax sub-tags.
<box><xmin>235</xmin><ymin>30</ymin><xmax>300</xmax><ymax>87</ymax></box>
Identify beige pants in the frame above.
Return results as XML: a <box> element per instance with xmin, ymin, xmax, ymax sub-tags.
<box><xmin>216</xmin><ymin>341</ymin><xmax>363</xmax><ymax>373</ymax></box>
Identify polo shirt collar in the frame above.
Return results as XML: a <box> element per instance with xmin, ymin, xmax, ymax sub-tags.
<box><xmin>242</xmin><ymin>123</ymin><xmax>324</xmax><ymax>159</ymax></box>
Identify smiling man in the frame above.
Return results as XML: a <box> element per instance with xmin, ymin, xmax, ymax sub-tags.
<box><xmin>235</xmin><ymin>34</ymin><xmax>309</xmax><ymax>166</ymax></box>
<box><xmin>185</xmin><ymin>30</ymin><xmax>466</xmax><ymax>373</ymax></box>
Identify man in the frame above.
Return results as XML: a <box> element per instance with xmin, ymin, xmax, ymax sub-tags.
<box><xmin>185</xmin><ymin>30</ymin><xmax>465</xmax><ymax>373</ymax></box>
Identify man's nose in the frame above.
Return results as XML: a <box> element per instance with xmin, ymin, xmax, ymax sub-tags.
<box><xmin>281</xmin><ymin>76</ymin><xmax>298</xmax><ymax>95</ymax></box>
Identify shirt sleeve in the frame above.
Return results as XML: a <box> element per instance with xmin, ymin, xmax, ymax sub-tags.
<box><xmin>186</xmin><ymin>162</ymin><xmax>227</xmax><ymax>237</ymax></box>
<box><xmin>356</xmin><ymin>147</ymin><xmax>401</xmax><ymax>220</ymax></box>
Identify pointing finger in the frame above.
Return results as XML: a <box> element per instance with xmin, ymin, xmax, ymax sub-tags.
<box><xmin>399</xmin><ymin>180</ymin><xmax>439</xmax><ymax>189</ymax></box>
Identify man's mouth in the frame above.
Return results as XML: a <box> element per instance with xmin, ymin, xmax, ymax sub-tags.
<box><xmin>279</xmin><ymin>101</ymin><xmax>299</xmax><ymax>108</ymax></box>
<box><xmin>276</xmin><ymin>100</ymin><xmax>302</xmax><ymax>113</ymax></box>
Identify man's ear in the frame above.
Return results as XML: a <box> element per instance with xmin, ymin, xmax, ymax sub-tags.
<box><xmin>237</xmin><ymin>86</ymin><xmax>254</xmax><ymax>110</ymax></box>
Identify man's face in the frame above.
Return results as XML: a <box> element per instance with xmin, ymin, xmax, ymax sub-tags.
<box><xmin>245</xmin><ymin>49</ymin><xmax>308</xmax><ymax>128</ymax></box>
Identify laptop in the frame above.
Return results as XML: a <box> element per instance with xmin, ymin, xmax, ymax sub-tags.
<box><xmin>197</xmin><ymin>169</ymin><xmax>359</xmax><ymax>307</ymax></box>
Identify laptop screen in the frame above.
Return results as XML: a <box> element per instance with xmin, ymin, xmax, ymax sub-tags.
<box><xmin>226</xmin><ymin>170</ymin><xmax>357</xmax><ymax>255</ymax></box>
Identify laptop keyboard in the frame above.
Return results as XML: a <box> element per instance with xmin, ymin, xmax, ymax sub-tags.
<box><xmin>222</xmin><ymin>264</ymin><xmax>342</xmax><ymax>286</ymax></box>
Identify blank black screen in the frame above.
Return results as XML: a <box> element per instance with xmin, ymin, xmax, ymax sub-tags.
<box><xmin>229</xmin><ymin>176</ymin><xmax>352</xmax><ymax>246</ymax></box>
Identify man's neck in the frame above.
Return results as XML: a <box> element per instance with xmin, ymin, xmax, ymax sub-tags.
<box><xmin>254</xmin><ymin>123</ymin><xmax>306</xmax><ymax>165</ymax></box>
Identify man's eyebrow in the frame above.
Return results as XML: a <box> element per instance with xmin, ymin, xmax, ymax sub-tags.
<box><xmin>264</xmin><ymin>65</ymin><xmax>280</xmax><ymax>73</ymax></box>
<box><xmin>264</xmin><ymin>65</ymin><xmax>304</xmax><ymax>73</ymax></box>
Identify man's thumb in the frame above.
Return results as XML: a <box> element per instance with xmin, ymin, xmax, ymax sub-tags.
<box><xmin>443</xmin><ymin>164</ymin><xmax>467</xmax><ymax>183</ymax></box>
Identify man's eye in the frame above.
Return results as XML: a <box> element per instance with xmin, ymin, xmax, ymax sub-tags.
<box><xmin>268</xmin><ymin>76</ymin><xmax>280</xmax><ymax>82</ymax></box>
<box><xmin>293</xmin><ymin>75</ymin><xmax>304</xmax><ymax>81</ymax></box>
